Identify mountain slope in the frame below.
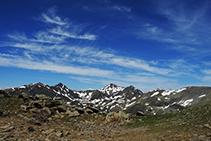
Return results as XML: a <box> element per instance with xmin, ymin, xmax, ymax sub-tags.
<box><xmin>5</xmin><ymin>83</ymin><xmax>211</xmax><ymax>115</ymax></box>
<box><xmin>5</xmin><ymin>82</ymin><xmax>143</xmax><ymax>112</ymax></box>
<box><xmin>126</xmin><ymin>86</ymin><xmax>211</xmax><ymax>115</ymax></box>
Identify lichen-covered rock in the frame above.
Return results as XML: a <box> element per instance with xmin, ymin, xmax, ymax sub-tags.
<box><xmin>30</xmin><ymin>100</ymin><xmax>44</xmax><ymax>108</ymax></box>
<box><xmin>0</xmin><ymin>90</ymin><xmax>11</xmax><ymax>98</ymax></box>
<box><xmin>75</xmin><ymin>107</ymin><xmax>84</xmax><ymax>114</ymax></box>
<box><xmin>86</xmin><ymin>106</ymin><xmax>100</xmax><ymax>113</ymax></box>
<box><xmin>68</xmin><ymin>111</ymin><xmax>80</xmax><ymax>117</ymax></box>
<box><xmin>35</xmin><ymin>94</ymin><xmax>47</xmax><ymax>100</ymax></box>
<box><xmin>41</xmin><ymin>107</ymin><xmax>51</xmax><ymax>116</ymax></box>
<box><xmin>20</xmin><ymin>105</ymin><xmax>27</xmax><ymax>112</ymax></box>
<box><xmin>85</xmin><ymin>108</ymin><xmax>93</xmax><ymax>114</ymax></box>
<box><xmin>56</xmin><ymin>105</ymin><xmax>67</xmax><ymax>113</ymax></box>
<box><xmin>136</xmin><ymin>111</ymin><xmax>145</xmax><ymax>116</ymax></box>
<box><xmin>54</xmin><ymin>97</ymin><xmax>62</xmax><ymax>100</ymax></box>
<box><xmin>18</xmin><ymin>93</ymin><xmax>28</xmax><ymax>99</ymax></box>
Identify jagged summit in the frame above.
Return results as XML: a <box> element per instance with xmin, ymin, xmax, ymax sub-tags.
<box><xmin>99</xmin><ymin>83</ymin><xmax>124</xmax><ymax>95</ymax></box>
<box><xmin>54</xmin><ymin>82</ymin><xmax>64</xmax><ymax>87</ymax></box>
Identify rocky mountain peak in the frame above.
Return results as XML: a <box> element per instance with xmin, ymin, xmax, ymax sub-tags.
<box><xmin>54</xmin><ymin>82</ymin><xmax>65</xmax><ymax>87</ymax></box>
<box><xmin>99</xmin><ymin>83</ymin><xmax>124</xmax><ymax>94</ymax></box>
<box><xmin>53</xmin><ymin>83</ymin><xmax>70</xmax><ymax>91</ymax></box>
<box><xmin>33</xmin><ymin>82</ymin><xmax>47</xmax><ymax>87</ymax></box>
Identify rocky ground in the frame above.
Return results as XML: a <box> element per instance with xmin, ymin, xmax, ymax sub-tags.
<box><xmin>1</xmin><ymin>90</ymin><xmax>211</xmax><ymax>141</ymax></box>
<box><xmin>1</xmin><ymin>113</ymin><xmax>211</xmax><ymax>141</ymax></box>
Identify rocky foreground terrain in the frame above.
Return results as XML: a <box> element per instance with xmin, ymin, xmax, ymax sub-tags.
<box><xmin>1</xmin><ymin>90</ymin><xmax>211</xmax><ymax>141</ymax></box>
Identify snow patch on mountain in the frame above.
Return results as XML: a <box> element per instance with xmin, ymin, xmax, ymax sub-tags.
<box><xmin>198</xmin><ymin>94</ymin><xmax>206</xmax><ymax>98</ymax></box>
<box><xmin>178</xmin><ymin>99</ymin><xmax>193</xmax><ymax>107</ymax></box>
<box><xmin>7</xmin><ymin>82</ymin><xmax>211</xmax><ymax>116</ymax></box>
<box><xmin>19</xmin><ymin>86</ymin><xmax>26</xmax><ymax>89</ymax></box>
<box><xmin>176</xmin><ymin>88</ymin><xmax>186</xmax><ymax>93</ymax></box>
<box><xmin>151</xmin><ymin>91</ymin><xmax>159</xmax><ymax>97</ymax></box>
<box><xmin>161</xmin><ymin>88</ymin><xmax>187</xmax><ymax>96</ymax></box>
<box><xmin>99</xmin><ymin>83</ymin><xmax>124</xmax><ymax>95</ymax></box>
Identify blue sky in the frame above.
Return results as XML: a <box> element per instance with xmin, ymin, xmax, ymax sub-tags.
<box><xmin>1</xmin><ymin>0</ymin><xmax>211</xmax><ymax>92</ymax></box>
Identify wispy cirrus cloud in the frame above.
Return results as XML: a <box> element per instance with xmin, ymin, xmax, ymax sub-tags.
<box><xmin>2</xmin><ymin>6</ymin><xmax>199</xmax><ymax>79</ymax></box>
<box><xmin>7</xmin><ymin>33</ymin><xmax>28</xmax><ymax>41</ymax></box>
<box><xmin>1</xmin><ymin>5</ymin><xmax>204</xmax><ymax>91</ymax></box>
<box><xmin>48</xmin><ymin>45</ymin><xmax>172</xmax><ymax>75</ymax></box>
<box><xmin>133</xmin><ymin>0</ymin><xmax>211</xmax><ymax>47</ymax></box>
<box><xmin>4</xmin><ymin>6</ymin><xmax>97</xmax><ymax>53</ymax></box>
<box><xmin>39</xmin><ymin>7</ymin><xmax>68</xmax><ymax>25</ymax></box>
<box><xmin>82</xmin><ymin>1</ymin><xmax>132</xmax><ymax>18</ymax></box>
<box><xmin>112</xmin><ymin>5</ymin><xmax>131</xmax><ymax>12</ymax></box>
<box><xmin>70</xmin><ymin>73</ymin><xmax>179</xmax><ymax>92</ymax></box>
<box><xmin>0</xmin><ymin>53</ymin><xmax>114</xmax><ymax>77</ymax></box>
<box><xmin>202</xmin><ymin>69</ymin><xmax>211</xmax><ymax>75</ymax></box>
<box><xmin>201</xmin><ymin>66</ymin><xmax>211</xmax><ymax>82</ymax></box>
<box><xmin>38</xmin><ymin>7</ymin><xmax>97</xmax><ymax>41</ymax></box>
<box><xmin>49</xmin><ymin>26</ymin><xmax>97</xmax><ymax>40</ymax></box>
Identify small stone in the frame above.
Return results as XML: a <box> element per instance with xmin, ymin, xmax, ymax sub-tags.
<box><xmin>28</xmin><ymin>126</ymin><xmax>35</xmax><ymax>132</ymax></box>
<box><xmin>204</xmin><ymin>124</ymin><xmax>211</xmax><ymax>129</ymax></box>
<box><xmin>0</xmin><ymin>111</ymin><xmax>3</xmax><ymax>116</ymax></box>
<box><xmin>55</xmin><ymin>131</ymin><xmax>62</xmax><ymax>137</ymax></box>
<box><xmin>5</xmin><ymin>126</ymin><xmax>15</xmax><ymax>132</ymax></box>
<box><xmin>198</xmin><ymin>135</ymin><xmax>206</xmax><ymax>140</ymax></box>
<box><xmin>28</xmin><ymin>120</ymin><xmax>42</xmax><ymax>126</ymax></box>
<box><xmin>206</xmin><ymin>133</ymin><xmax>211</xmax><ymax>137</ymax></box>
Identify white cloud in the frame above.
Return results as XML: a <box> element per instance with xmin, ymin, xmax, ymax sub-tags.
<box><xmin>0</xmin><ymin>54</ymin><xmax>114</xmax><ymax>78</ymax></box>
<box><xmin>202</xmin><ymin>69</ymin><xmax>211</xmax><ymax>75</ymax></box>
<box><xmin>108</xmin><ymin>57</ymin><xmax>171</xmax><ymax>75</ymax></box>
<box><xmin>202</xmin><ymin>76</ymin><xmax>211</xmax><ymax>82</ymax></box>
<box><xmin>7</xmin><ymin>33</ymin><xmax>27</xmax><ymax>41</ymax></box>
<box><xmin>130</xmin><ymin>0</ymin><xmax>211</xmax><ymax>56</ymax></box>
<box><xmin>2</xmin><ymin>5</ymin><xmax>204</xmax><ymax>92</ymax></box>
<box><xmin>9</xmin><ymin>42</ymin><xmax>42</xmax><ymax>51</ymax></box>
<box><xmin>31</xmin><ymin>31</ymin><xmax>66</xmax><ymax>43</ymax></box>
<box><xmin>113</xmin><ymin>5</ymin><xmax>131</xmax><ymax>12</ymax></box>
<box><xmin>49</xmin><ymin>26</ymin><xmax>97</xmax><ymax>40</ymax></box>
<box><xmin>40</xmin><ymin>7</ymin><xmax>68</xmax><ymax>25</ymax></box>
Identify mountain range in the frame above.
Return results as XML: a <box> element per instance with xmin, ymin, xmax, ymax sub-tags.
<box><xmin>4</xmin><ymin>82</ymin><xmax>211</xmax><ymax>115</ymax></box>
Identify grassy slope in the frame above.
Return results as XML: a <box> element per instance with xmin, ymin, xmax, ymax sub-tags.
<box><xmin>122</xmin><ymin>103</ymin><xmax>211</xmax><ymax>140</ymax></box>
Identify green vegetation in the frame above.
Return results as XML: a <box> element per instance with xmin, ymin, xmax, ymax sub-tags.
<box><xmin>127</xmin><ymin>103</ymin><xmax>211</xmax><ymax>129</ymax></box>
<box><xmin>0</xmin><ymin>96</ymin><xmax>22</xmax><ymax>113</ymax></box>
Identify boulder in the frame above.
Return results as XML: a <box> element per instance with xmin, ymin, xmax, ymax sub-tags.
<box><xmin>35</xmin><ymin>94</ymin><xmax>48</xmax><ymax>100</ymax></box>
<box><xmin>0</xmin><ymin>90</ymin><xmax>11</xmax><ymax>98</ymax></box>
<box><xmin>30</xmin><ymin>100</ymin><xmax>44</xmax><ymax>108</ymax></box>
<box><xmin>29</xmin><ymin>107</ymin><xmax>38</xmax><ymax>113</ymax></box>
<box><xmin>56</xmin><ymin>105</ymin><xmax>67</xmax><ymax>113</ymax></box>
<box><xmin>0</xmin><ymin>111</ymin><xmax>3</xmax><ymax>116</ymax></box>
<box><xmin>75</xmin><ymin>107</ymin><xmax>84</xmax><ymax>114</ymax></box>
<box><xmin>87</xmin><ymin>106</ymin><xmax>100</xmax><ymax>113</ymax></box>
<box><xmin>20</xmin><ymin>105</ymin><xmax>27</xmax><ymax>112</ymax></box>
<box><xmin>136</xmin><ymin>111</ymin><xmax>145</xmax><ymax>116</ymax></box>
<box><xmin>106</xmin><ymin>111</ymin><xmax>130</xmax><ymax>123</ymax></box>
<box><xmin>68</xmin><ymin>111</ymin><xmax>80</xmax><ymax>118</ymax></box>
<box><xmin>0</xmin><ymin>94</ymin><xmax>5</xmax><ymax>98</ymax></box>
<box><xmin>41</xmin><ymin>107</ymin><xmax>51</xmax><ymax>116</ymax></box>
<box><xmin>18</xmin><ymin>93</ymin><xmax>28</xmax><ymax>99</ymax></box>
<box><xmin>85</xmin><ymin>108</ymin><xmax>93</xmax><ymax>114</ymax></box>
<box><xmin>54</xmin><ymin>97</ymin><xmax>62</xmax><ymax>100</ymax></box>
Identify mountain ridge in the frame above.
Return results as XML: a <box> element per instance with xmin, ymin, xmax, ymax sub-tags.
<box><xmin>4</xmin><ymin>82</ymin><xmax>211</xmax><ymax>115</ymax></box>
